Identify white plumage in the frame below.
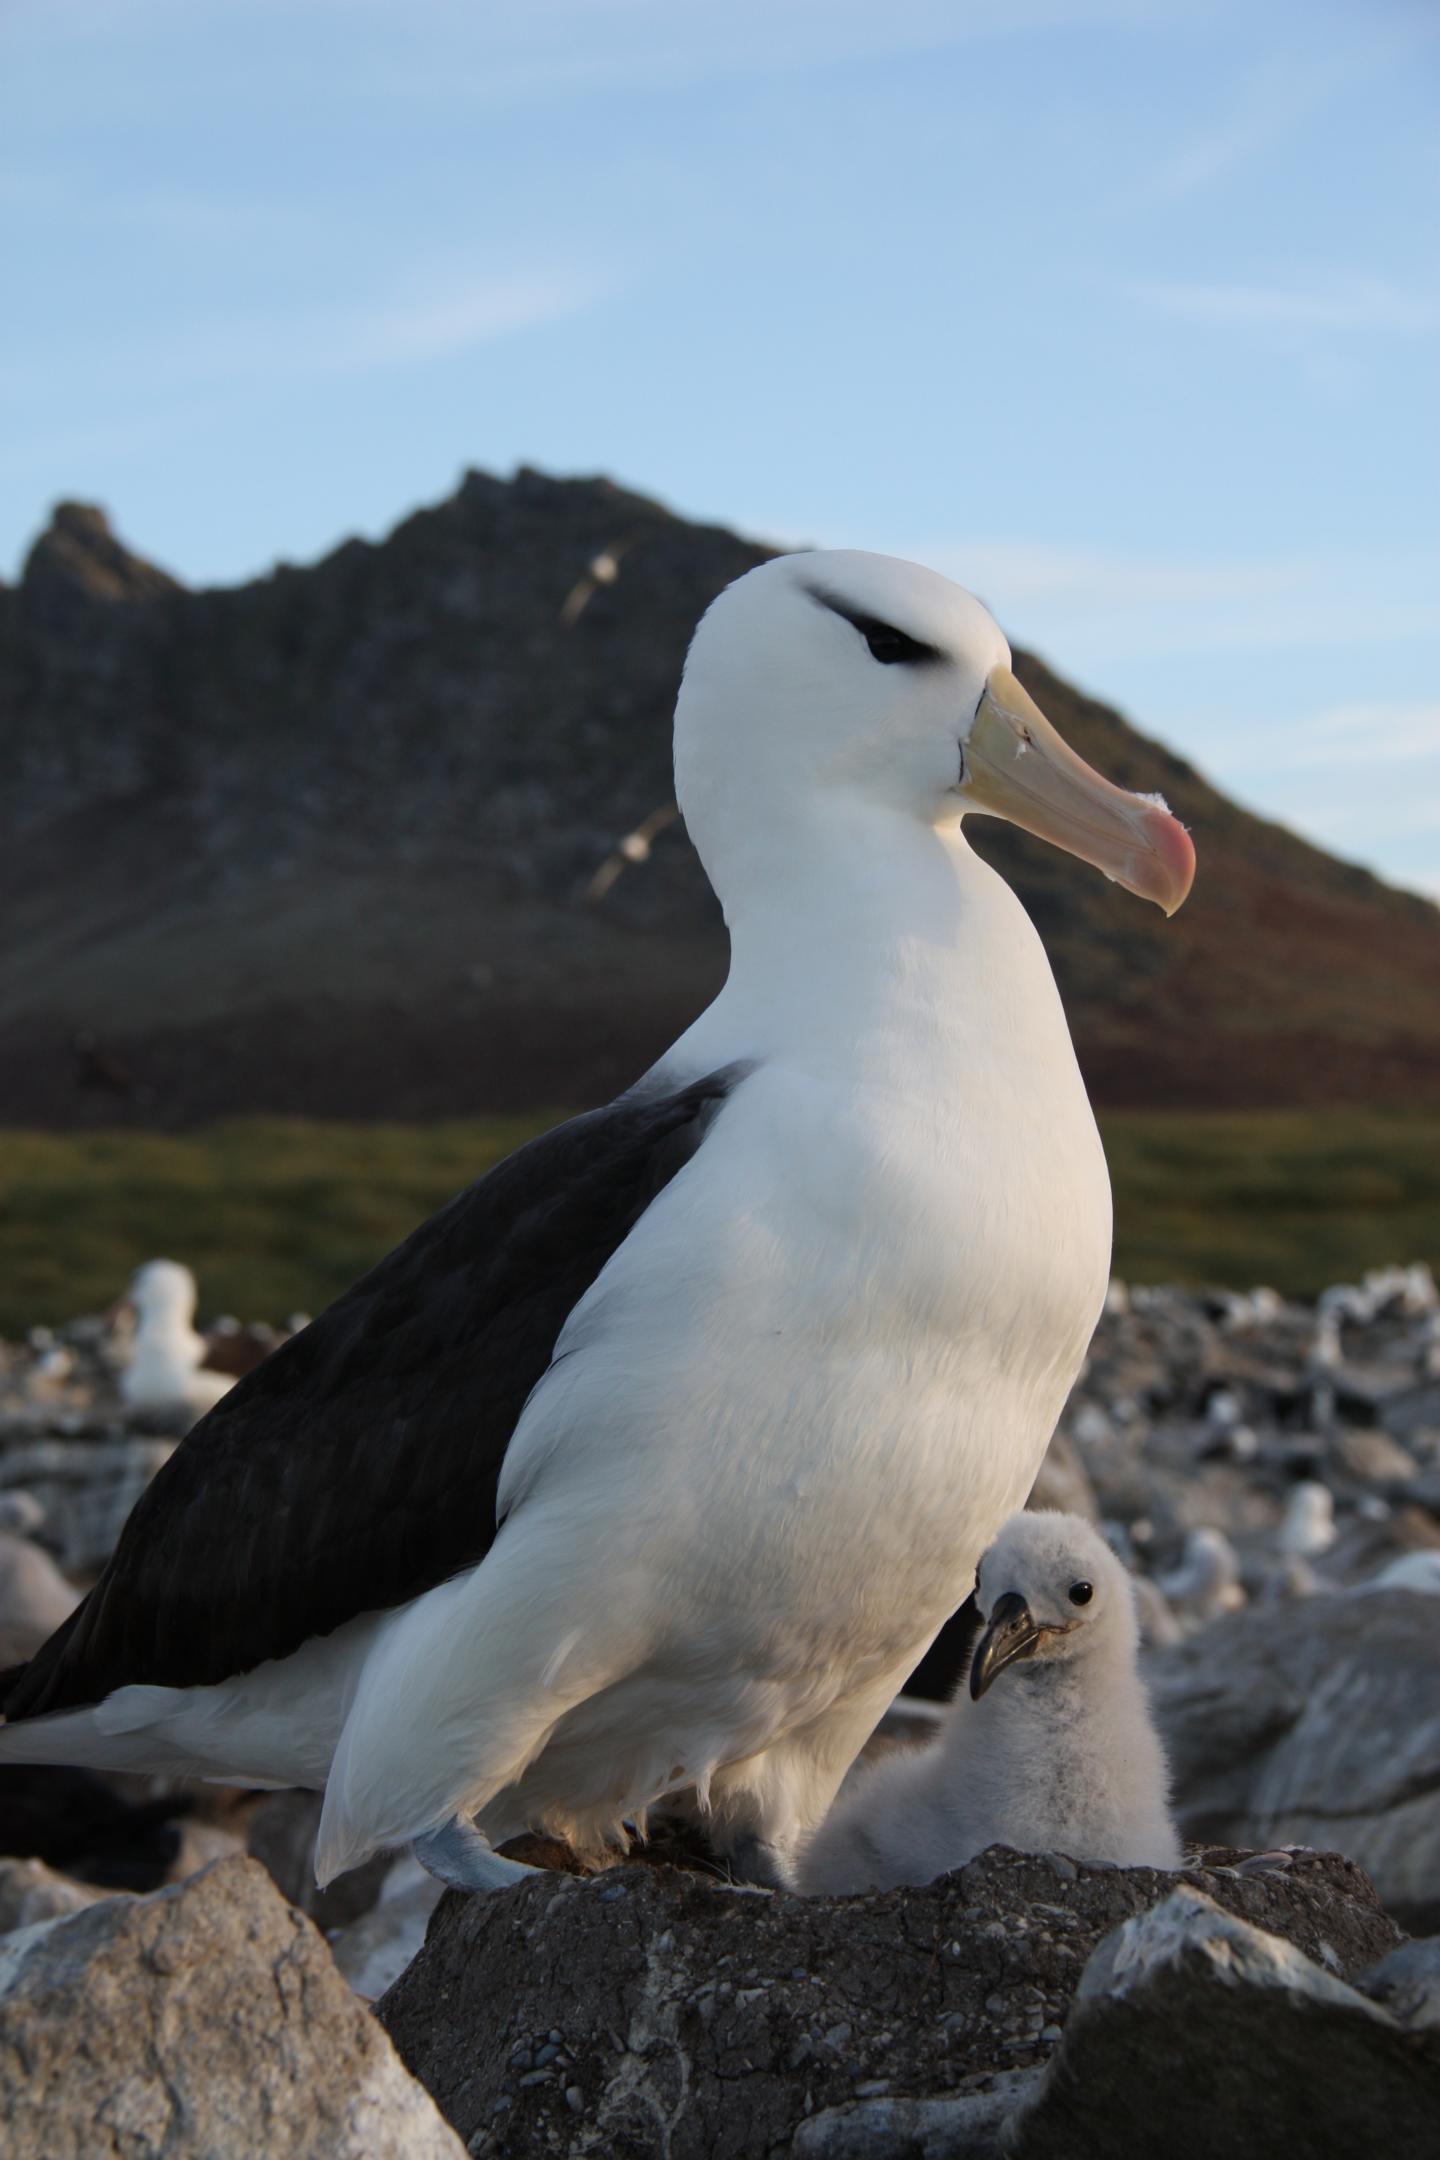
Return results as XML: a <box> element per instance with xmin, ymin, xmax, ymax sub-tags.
<box><xmin>798</xmin><ymin>1511</ymin><xmax>1182</xmax><ymax>1894</ymax></box>
<box><xmin>1278</xmin><ymin>1480</ymin><xmax>1336</xmax><ymax>1560</ymax></box>
<box><xmin>1</xmin><ymin>552</ymin><xmax>1193</xmax><ymax>1895</ymax></box>
<box><xmin>1158</xmin><ymin>1525</ymin><xmax>1248</xmax><ymax>1630</ymax></box>
<box><xmin>117</xmin><ymin>1260</ymin><xmax>234</xmax><ymax>1425</ymax></box>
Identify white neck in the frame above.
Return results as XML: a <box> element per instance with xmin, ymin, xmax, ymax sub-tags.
<box><xmin>671</xmin><ymin>801</ymin><xmax>1085</xmax><ymax>1097</ymax></box>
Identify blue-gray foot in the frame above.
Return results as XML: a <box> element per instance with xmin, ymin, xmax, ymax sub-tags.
<box><xmin>412</xmin><ymin>1816</ymin><xmax>541</xmax><ymax>1894</ymax></box>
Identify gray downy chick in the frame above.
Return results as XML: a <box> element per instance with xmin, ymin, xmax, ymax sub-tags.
<box><xmin>799</xmin><ymin>1510</ymin><xmax>1182</xmax><ymax>1895</ymax></box>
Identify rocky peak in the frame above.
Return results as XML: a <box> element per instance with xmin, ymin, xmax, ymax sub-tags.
<box><xmin>21</xmin><ymin>501</ymin><xmax>180</xmax><ymax>615</ymax></box>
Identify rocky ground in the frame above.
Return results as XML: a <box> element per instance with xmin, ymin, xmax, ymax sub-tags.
<box><xmin>0</xmin><ymin>1264</ymin><xmax>1437</xmax><ymax>2154</ymax></box>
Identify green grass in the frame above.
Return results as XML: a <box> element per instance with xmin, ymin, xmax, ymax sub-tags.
<box><xmin>1103</xmin><ymin>1108</ymin><xmax>1440</xmax><ymax>1293</ymax></box>
<box><xmin>0</xmin><ymin>1109</ymin><xmax>1436</xmax><ymax>1336</ymax></box>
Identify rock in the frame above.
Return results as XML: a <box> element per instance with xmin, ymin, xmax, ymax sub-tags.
<box><xmin>1026</xmin><ymin>1428</ymin><xmax>1099</xmax><ymax>1521</ymax></box>
<box><xmin>0</xmin><ymin>1765</ymin><xmax>186</xmax><ymax>1891</ymax></box>
<box><xmin>1366</xmin><ymin>1550</ymin><xmax>1440</xmax><ymax>1595</ymax></box>
<box><xmin>1335</xmin><ymin>1426</ymin><xmax>1419</xmax><ymax>1485</ymax></box>
<box><xmin>794</xmin><ymin>2073</ymin><xmax>1035</xmax><ymax>2159</ymax></box>
<box><xmin>1149</xmin><ymin>1587</ymin><xmax>1440</xmax><ymax>1929</ymax></box>
<box><xmin>0</xmin><ymin>1854</ymin><xmax>464</xmax><ymax>2157</ymax></box>
<box><xmin>247</xmin><ymin>1788</ymin><xmax>395</xmax><ymax>1929</ymax></box>
<box><xmin>0</xmin><ymin>1436</ymin><xmax>174</xmax><ymax>1575</ymax></box>
<box><xmin>1361</xmin><ymin>1936</ymin><xmax>1440</xmax><ymax>2030</ymax></box>
<box><xmin>1381</xmin><ymin>1375</ymin><xmax>1440</xmax><ymax>1443</ymax></box>
<box><xmin>163</xmin><ymin>1813</ymin><xmax>252</xmax><ymax>1883</ymax></box>
<box><xmin>994</xmin><ymin>1887</ymin><xmax>1440</xmax><ymax>2159</ymax></box>
<box><xmin>377</xmin><ymin>1844</ymin><xmax>1395</xmax><ymax>2158</ymax></box>
<box><xmin>0</xmin><ymin>1528</ymin><xmax>79</xmax><ymax>1665</ymax></box>
<box><xmin>328</xmin><ymin>1857</ymin><xmax>445</xmax><ymax>1999</ymax></box>
<box><xmin>0</xmin><ymin>1856</ymin><xmax>115</xmax><ymax>1934</ymax></box>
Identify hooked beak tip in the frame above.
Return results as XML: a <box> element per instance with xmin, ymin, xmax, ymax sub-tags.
<box><xmin>1133</xmin><ymin>803</ymin><xmax>1197</xmax><ymax>917</ymax></box>
<box><xmin>969</xmin><ymin>1591</ymin><xmax>1042</xmax><ymax>1700</ymax></box>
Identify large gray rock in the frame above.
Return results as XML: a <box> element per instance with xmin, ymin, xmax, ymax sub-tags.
<box><xmin>0</xmin><ymin>1854</ymin><xmax>464</xmax><ymax>2158</ymax></box>
<box><xmin>1000</xmin><ymin>1887</ymin><xmax>1440</xmax><ymax>2160</ymax></box>
<box><xmin>378</xmin><ymin>1844</ymin><xmax>1396</xmax><ymax>2159</ymax></box>
<box><xmin>1149</xmin><ymin>1586</ymin><xmax>1440</xmax><ymax>1929</ymax></box>
<box><xmin>0</xmin><ymin>1528</ymin><xmax>79</xmax><ymax>1665</ymax></box>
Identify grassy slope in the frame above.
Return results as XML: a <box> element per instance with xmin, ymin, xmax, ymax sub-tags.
<box><xmin>1</xmin><ymin>1110</ymin><xmax>1436</xmax><ymax>1337</ymax></box>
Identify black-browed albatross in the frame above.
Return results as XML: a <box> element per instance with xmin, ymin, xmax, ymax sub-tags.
<box><xmin>0</xmin><ymin>551</ymin><xmax>1194</xmax><ymax>1894</ymax></box>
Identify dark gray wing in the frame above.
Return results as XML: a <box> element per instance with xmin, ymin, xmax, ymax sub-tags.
<box><xmin>3</xmin><ymin>1066</ymin><xmax>748</xmax><ymax>1720</ymax></box>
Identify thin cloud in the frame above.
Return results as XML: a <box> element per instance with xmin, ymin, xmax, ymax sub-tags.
<box><xmin>23</xmin><ymin>0</ymin><xmax>1173</xmax><ymax>111</ymax></box>
<box><xmin>898</xmin><ymin>540</ymin><xmax>1440</xmax><ymax>658</ymax></box>
<box><xmin>1220</xmin><ymin>701</ymin><xmax>1440</xmax><ymax>775</ymax></box>
<box><xmin>1306</xmin><ymin>703</ymin><xmax>1440</xmax><ymax>766</ymax></box>
<box><xmin>1183</xmin><ymin>699</ymin><xmax>1440</xmax><ymax>905</ymax></box>
<box><xmin>1125</xmin><ymin>274</ymin><xmax>1440</xmax><ymax>335</ymax></box>
<box><xmin>1147</xmin><ymin>21</ymin><xmax>1429</xmax><ymax>202</ymax></box>
<box><xmin>0</xmin><ymin>268</ymin><xmax>610</xmax><ymax>403</ymax></box>
<box><xmin>749</xmin><ymin>524</ymin><xmax>1440</xmax><ymax>663</ymax></box>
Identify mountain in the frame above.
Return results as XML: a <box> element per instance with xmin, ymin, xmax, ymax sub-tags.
<box><xmin>1</xmin><ymin>470</ymin><xmax>1436</xmax><ymax>1128</ymax></box>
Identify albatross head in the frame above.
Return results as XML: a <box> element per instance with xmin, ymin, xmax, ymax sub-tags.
<box><xmin>969</xmin><ymin>1510</ymin><xmax>1139</xmax><ymax>1698</ymax></box>
<box><xmin>675</xmin><ymin>550</ymin><xmax>1194</xmax><ymax>916</ymax></box>
<box><xmin>127</xmin><ymin>1259</ymin><xmax>200</xmax><ymax>1333</ymax></box>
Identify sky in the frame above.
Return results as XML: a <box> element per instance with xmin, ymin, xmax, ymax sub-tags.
<box><xmin>2</xmin><ymin>0</ymin><xmax>1437</xmax><ymax>895</ymax></box>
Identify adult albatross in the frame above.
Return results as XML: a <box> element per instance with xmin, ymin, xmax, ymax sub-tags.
<box><xmin>0</xmin><ymin>552</ymin><xmax>1194</xmax><ymax>1893</ymax></box>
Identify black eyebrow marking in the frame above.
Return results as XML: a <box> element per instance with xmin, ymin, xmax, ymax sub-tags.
<box><xmin>803</xmin><ymin>585</ymin><xmax>946</xmax><ymax>665</ymax></box>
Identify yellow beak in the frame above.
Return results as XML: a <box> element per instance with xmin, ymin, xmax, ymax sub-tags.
<box><xmin>962</xmin><ymin>667</ymin><xmax>1195</xmax><ymax>916</ymax></box>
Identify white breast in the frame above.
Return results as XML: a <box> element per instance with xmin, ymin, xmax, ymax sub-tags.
<box><xmin>500</xmin><ymin>958</ymin><xmax>1110</xmax><ymax>1693</ymax></box>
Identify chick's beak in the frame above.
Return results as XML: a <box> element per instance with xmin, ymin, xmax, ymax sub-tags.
<box><xmin>969</xmin><ymin>1591</ymin><xmax>1044</xmax><ymax>1700</ymax></box>
<box><xmin>962</xmin><ymin>667</ymin><xmax>1195</xmax><ymax>915</ymax></box>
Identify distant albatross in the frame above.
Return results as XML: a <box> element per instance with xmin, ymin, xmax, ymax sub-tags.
<box><xmin>0</xmin><ymin>552</ymin><xmax>1194</xmax><ymax>1894</ymax></box>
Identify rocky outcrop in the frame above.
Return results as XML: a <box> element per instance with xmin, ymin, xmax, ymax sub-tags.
<box><xmin>800</xmin><ymin>1892</ymin><xmax>1440</xmax><ymax>2160</ymax></box>
<box><xmin>1013</xmin><ymin>1890</ymin><xmax>1440</xmax><ymax>2159</ymax></box>
<box><xmin>1149</xmin><ymin>1587</ymin><xmax>1440</xmax><ymax>1931</ymax></box>
<box><xmin>0</xmin><ymin>1854</ymin><xmax>464</xmax><ymax>2157</ymax></box>
<box><xmin>376</xmin><ymin>1844</ymin><xmax>1396</xmax><ymax>2158</ymax></box>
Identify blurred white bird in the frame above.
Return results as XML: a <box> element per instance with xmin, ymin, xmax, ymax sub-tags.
<box><xmin>117</xmin><ymin>1260</ymin><xmax>235</xmax><ymax>1426</ymax></box>
<box><xmin>1157</xmin><ymin>1527</ymin><xmax>1247</xmax><ymax>1629</ymax></box>
<box><xmin>1278</xmin><ymin>1480</ymin><xmax>1336</xmax><ymax>1560</ymax></box>
<box><xmin>799</xmin><ymin>1512</ymin><xmax>1182</xmax><ymax>1894</ymax></box>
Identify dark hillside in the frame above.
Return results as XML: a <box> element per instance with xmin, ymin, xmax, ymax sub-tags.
<box><xmin>1</xmin><ymin>470</ymin><xmax>1435</xmax><ymax>1125</ymax></box>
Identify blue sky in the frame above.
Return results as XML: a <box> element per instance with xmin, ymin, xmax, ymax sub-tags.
<box><xmin>3</xmin><ymin>0</ymin><xmax>1437</xmax><ymax>894</ymax></box>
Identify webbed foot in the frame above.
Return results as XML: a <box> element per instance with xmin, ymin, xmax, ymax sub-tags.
<box><xmin>412</xmin><ymin>1815</ymin><xmax>540</xmax><ymax>1894</ymax></box>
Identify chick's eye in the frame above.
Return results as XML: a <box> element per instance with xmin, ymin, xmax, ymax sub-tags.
<box><xmin>1068</xmin><ymin>1581</ymin><xmax>1093</xmax><ymax>1607</ymax></box>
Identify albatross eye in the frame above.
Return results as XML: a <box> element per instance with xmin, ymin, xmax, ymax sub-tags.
<box><xmin>861</xmin><ymin>619</ymin><xmax>933</xmax><ymax>666</ymax></box>
<box><xmin>1068</xmin><ymin>1581</ymin><xmax>1093</xmax><ymax>1607</ymax></box>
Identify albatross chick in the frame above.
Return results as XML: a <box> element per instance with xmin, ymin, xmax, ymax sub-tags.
<box><xmin>799</xmin><ymin>1511</ymin><xmax>1181</xmax><ymax>1893</ymax></box>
